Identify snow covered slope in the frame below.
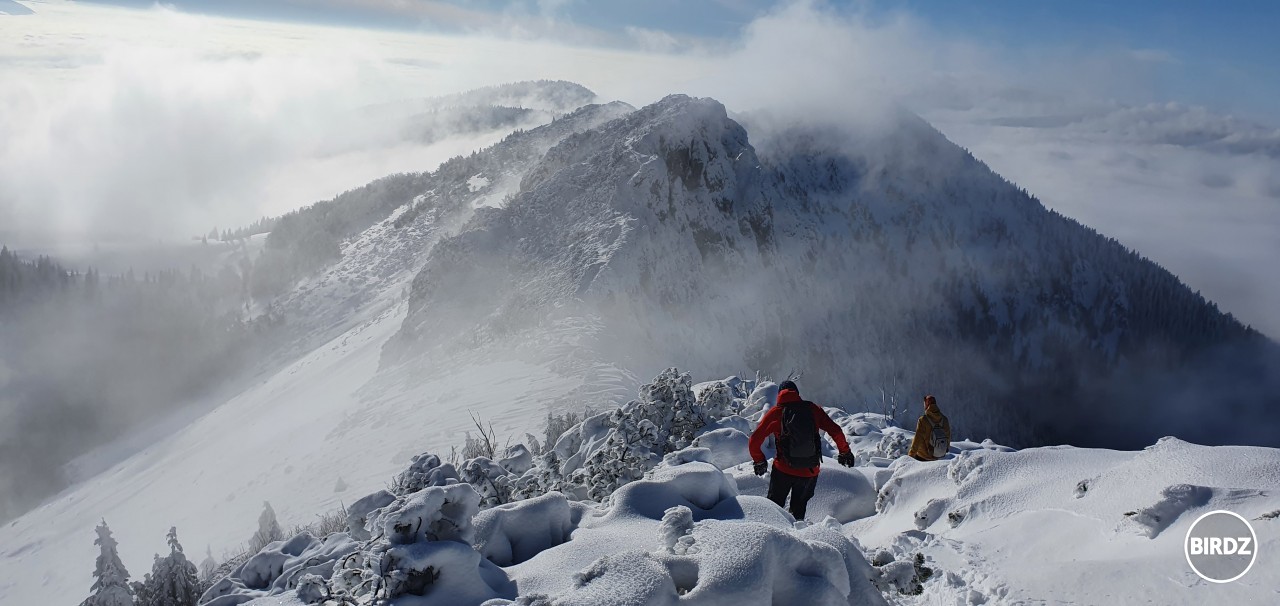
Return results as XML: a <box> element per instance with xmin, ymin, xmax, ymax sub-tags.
<box><xmin>186</xmin><ymin>371</ymin><xmax>1280</xmax><ymax>606</ymax></box>
<box><xmin>846</xmin><ymin>434</ymin><xmax>1280</xmax><ymax>604</ymax></box>
<box><xmin>0</xmin><ymin>94</ymin><xmax>634</xmax><ymax>606</ymax></box>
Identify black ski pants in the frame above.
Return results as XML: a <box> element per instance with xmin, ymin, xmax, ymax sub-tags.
<box><xmin>766</xmin><ymin>466</ymin><xmax>818</xmax><ymax>521</ymax></box>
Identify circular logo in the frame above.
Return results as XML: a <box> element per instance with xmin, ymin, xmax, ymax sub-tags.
<box><xmin>1184</xmin><ymin>510</ymin><xmax>1258</xmax><ymax>583</ymax></box>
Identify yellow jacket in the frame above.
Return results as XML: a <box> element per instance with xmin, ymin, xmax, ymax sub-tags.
<box><xmin>908</xmin><ymin>406</ymin><xmax>950</xmax><ymax>461</ymax></box>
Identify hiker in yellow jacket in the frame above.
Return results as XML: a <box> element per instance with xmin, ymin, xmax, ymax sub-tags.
<box><xmin>908</xmin><ymin>395</ymin><xmax>951</xmax><ymax>461</ymax></box>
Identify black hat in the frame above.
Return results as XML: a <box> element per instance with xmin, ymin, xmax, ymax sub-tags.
<box><xmin>778</xmin><ymin>380</ymin><xmax>798</xmax><ymax>394</ymax></box>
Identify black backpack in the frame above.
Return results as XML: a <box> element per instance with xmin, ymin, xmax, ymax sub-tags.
<box><xmin>778</xmin><ymin>402</ymin><xmax>821</xmax><ymax>468</ymax></box>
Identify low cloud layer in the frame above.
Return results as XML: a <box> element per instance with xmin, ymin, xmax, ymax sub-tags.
<box><xmin>0</xmin><ymin>2</ymin><xmax>544</xmax><ymax>242</ymax></box>
<box><xmin>931</xmin><ymin>102</ymin><xmax>1280</xmax><ymax>337</ymax></box>
<box><xmin>0</xmin><ymin>0</ymin><xmax>1274</xmax><ymax>334</ymax></box>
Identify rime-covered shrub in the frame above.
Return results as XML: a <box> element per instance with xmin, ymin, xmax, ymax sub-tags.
<box><xmin>461</xmin><ymin>457</ymin><xmax>514</xmax><ymax>508</ymax></box>
<box><xmin>294</xmin><ymin>574</ymin><xmax>327</xmax><ymax>604</ymax></box>
<box><xmin>327</xmin><ymin>484</ymin><xmax>514</xmax><ymax>604</ymax></box>
<box><xmin>199</xmin><ymin>532</ymin><xmax>358</xmax><ymax>606</ymax></box>
<box><xmin>515</xmin><ymin>369</ymin><xmax>743</xmax><ymax>504</ymax></box>
<box><xmin>578</xmin><ymin>405</ymin><xmax>663</xmax><ymax>501</ymax></box>
<box><xmin>390</xmin><ymin>453</ymin><xmax>460</xmax><ymax>495</ymax></box>
<box><xmin>510</xmin><ymin>452</ymin><xmax>579</xmax><ymax>501</ymax></box>
<box><xmin>693</xmin><ymin>379</ymin><xmax>738</xmax><ymax>421</ymax></box>
<box><xmin>635</xmin><ymin>368</ymin><xmax>703</xmax><ymax>451</ymax></box>
<box><xmin>542</xmin><ymin>410</ymin><xmax>583</xmax><ymax>454</ymax></box>
<box><xmin>372</xmin><ymin>484</ymin><xmax>480</xmax><ymax>545</ymax></box>
<box><xmin>874</xmin><ymin>431</ymin><xmax>911</xmax><ymax>461</ymax></box>
<box><xmin>498</xmin><ymin>444</ymin><xmax>534</xmax><ymax>475</ymax></box>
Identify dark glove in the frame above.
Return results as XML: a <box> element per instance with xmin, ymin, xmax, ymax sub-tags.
<box><xmin>753</xmin><ymin>460</ymin><xmax>768</xmax><ymax>476</ymax></box>
<box><xmin>837</xmin><ymin>452</ymin><xmax>856</xmax><ymax>467</ymax></box>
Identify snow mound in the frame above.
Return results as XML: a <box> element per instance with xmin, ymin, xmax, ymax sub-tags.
<box><xmin>493</xmin><ymin>518</ymin><xmax>886</xmax><ymax>606</ymax></box>
<box><xmin>473</xmin><ymin>492</ymin><xmax>588</xmax><ymax>566</ymax></box>
<box><xmin>602</xmin><ymin>462</ymin><xmax>741</xmax><ymax>522</ymax></box>
<box><xmin>690</xmin><ymin>428</ymin><xmax>752</xmax><ymax>470</ymax></box>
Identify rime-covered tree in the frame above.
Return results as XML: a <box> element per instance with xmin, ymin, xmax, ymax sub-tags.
<box><xmin>81</xmin><ymin>520</ymin><xmax>134</xmax><ymax>606</ymax></box>
<box><xmin>152</xmin><ymin>527</ymin><xmax>202</xmax><ymax>606</ymax></box>
<box><xmin>199</xmin><ymin>545</ymin><xmax>217</xmax><ymax>583</ymax></box>
<box><xmin>250</xmin><ymin>501</ymin><xmax>284</xmax><ymax>552</ymax></box>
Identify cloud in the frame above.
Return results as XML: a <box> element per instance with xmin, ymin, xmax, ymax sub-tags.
<box><xmin>932</xmin><ymin>107</ymin><xmax>1280</xmax><ymax>337</ymax></box>
<box><xmin>279</xmin><ymin>0</ymin><xmax>497</xmax><ymax>29</ymax></box>
<box><xmin>624</xmin><ymin>25</ymin><xmax>681</xmax><ymax>53</ymax></box>
<box><xmin>0</xmin><ymin>0</ymin><xmax>1274</xmax><ymax>337</ymax></box>
<box><xmin>0</xmin><ymin>2</ymin><xmax>544</xmax><ymax>241</ymax></box>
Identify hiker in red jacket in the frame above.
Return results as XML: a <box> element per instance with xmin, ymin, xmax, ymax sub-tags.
<box><xmin>749</xmin><ymin>380</ymin><xmax>855</xmax><ymax>521</ymax></box>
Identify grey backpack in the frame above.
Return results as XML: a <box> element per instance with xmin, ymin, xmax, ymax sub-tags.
<box><xmin>929</xmin><ymin>417</ymin><xmax>949</xmax><ymax>458</ymax></box>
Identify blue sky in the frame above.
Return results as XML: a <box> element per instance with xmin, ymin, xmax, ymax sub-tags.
<box><xmin>79</xmin><ymin>0</ymin><xmax>1279</xmax><ymax>121</ymax></box>
<box><xmin>887</xmin><ymin>0</ymin><xmax>1280</xmax><ymax>120</ymax></box>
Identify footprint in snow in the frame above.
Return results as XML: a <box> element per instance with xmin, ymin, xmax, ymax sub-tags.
<box><xmin>1121</xmin><ymin>484</ymin><xmax>1211</xmax><ymax>538</ymax></box>
<box><xmin>914</xmin><ymin>498</ymin><xmax>950</xmax><ymax>530</ymax></box>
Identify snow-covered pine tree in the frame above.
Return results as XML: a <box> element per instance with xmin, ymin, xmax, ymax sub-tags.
<box><xmin>131</xmin><ymin>556</ymin><xmax>159</xmax><ymax>606</ymax></box>
<box><xmin>152</xmin><ymin>527</ymin><xmax>202</xmax><ymax>606</ymax></box>
<box><xmin>198</xmin><ymin>545</ymin><xmax>217</xmax><ymax>584</ymax></box>
<box><xmin>134</xmin><ymin>527</ymin><xmax>202</xmax><ymax>606</ymax></box>
<box><xmin>250</xmin><ymin>501</ymin><xmax>284</xmax><ymax>553</ymax></box>
<box><xmin>81</xmin><ymin>520</ymin><xmax>134</xmax><ymax>606</ymax></box>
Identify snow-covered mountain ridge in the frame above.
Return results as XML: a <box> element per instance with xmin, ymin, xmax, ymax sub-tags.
<box><xmin>390</xmin><ymin>93</ymin><xmax>1279</xmax><ymax>449</ymax></box>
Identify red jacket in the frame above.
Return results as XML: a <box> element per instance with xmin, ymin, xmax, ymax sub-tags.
<box><xmin>749</xmin><ymin>388</ymin><xmax>851</xmax><ymax>477</ymax></box>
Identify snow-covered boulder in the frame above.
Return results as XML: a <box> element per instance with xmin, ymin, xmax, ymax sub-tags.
<box><xmin>473</xmin><ymin>492</ymin><xmax>589</xmax><ymax>566</ymax></box>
